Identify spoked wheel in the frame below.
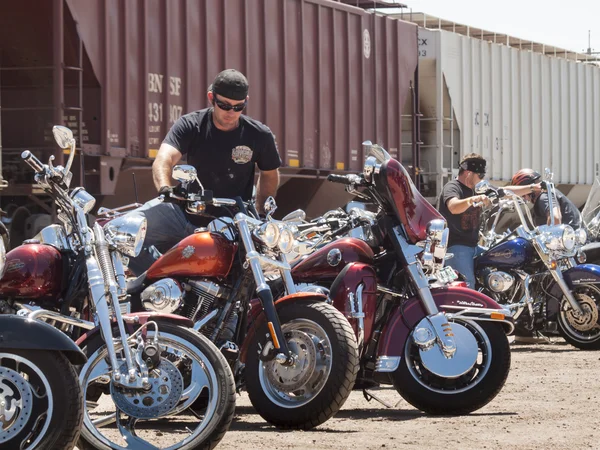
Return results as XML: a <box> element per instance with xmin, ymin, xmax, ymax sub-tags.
<box><xmin>77</xmin><ymin>323</ymin><xmax>235</xmax><ymax>450</ymax></box>
<box><xmin>393</xmin><ymin>320</ymin><xmax>511</xmax><ymax>415</ymax></box>
<box><xmin>0</xmin><ymin>350</ymin><xmax>83</xmax><ymax>450</ymax></box>
<box><xmin>558</xmin><ymin>284</ymin><xmax>600</xmax><ymax>350</ymax></box>
<box><xmin>245</xmin><ymin>302</ymin><xmax>358</xmax><ymax>430</ymax></box>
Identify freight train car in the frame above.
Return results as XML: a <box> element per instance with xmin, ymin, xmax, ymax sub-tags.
<box><xmin>393</xmin><ymin>12</ymin><xmax>600</xmax><ymax>206</ymax></box>
<box><xmin>0</xmin><ymin>0</ymin><xmax>418</xmax><ymax>246</ymax></box>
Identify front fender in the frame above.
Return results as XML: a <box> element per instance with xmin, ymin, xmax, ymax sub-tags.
<box><xmin>0</xmin><ymin>314</ymin><xmax>87</xmax><ymax>364</ymax></box>
<box><xmin>378</xmin><ymin>287</ymin><xmax>513</xmax><ymax>358</ymax></box>
<box><xmin>75</xmin><ymin>311</ymin><xmax>193</xmax><ymax>347</ymax></box>
<box><xmin>240</xmin><ymin>292</ymin><xmax>328</xmax><ymax>362</ymax></box>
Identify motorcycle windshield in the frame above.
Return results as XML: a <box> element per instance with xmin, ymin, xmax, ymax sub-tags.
<box><xmin>582</xmin><ymin>177</ymin><xmax>600</xmax><ymax>230</ymax></box>
<box><xmin>366</xmin><ymin>142</ymin><xmax>443</xmax><ymax>243</ymax></box>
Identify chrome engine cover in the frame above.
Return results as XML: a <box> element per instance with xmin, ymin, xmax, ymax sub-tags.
<box><xmin>141</xmin><ymin>278</ymin><xmax>183</xmax><ymax>314</ymax></box>
<box><xmin>486</xmin><ymin>271</ymin><xmax>514</xmax><ymax>293</ymax></box>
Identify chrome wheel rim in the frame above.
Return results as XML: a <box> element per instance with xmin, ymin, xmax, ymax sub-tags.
<box><xmin>404</xmin><ymin>320</ymin><xmax>493</xmax><ymax>394</ymax></box>
<box><xmin>0</xmin><ymin>353</ymin><xmax>53</xmax><ymax>450</ymax></box>
<box><xmin>258</xmin><ymin>319</ymin><xmax>332</xmax><ymax>408</ymax></box>
<box><xmin>80</xmin><ymin>331</ymin><xmax>220</xmax><ymax>450</ymax></box>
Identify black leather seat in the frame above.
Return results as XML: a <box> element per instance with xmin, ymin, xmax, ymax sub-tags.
<box><xmin>126</xmin><ymin>271</ymin><xmax>147</xmax><ymax>294</ymax></box>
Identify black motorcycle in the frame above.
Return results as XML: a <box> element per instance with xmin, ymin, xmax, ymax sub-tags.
<box><xmin>0</xmin><ymin>314</ymin><xmax>86</xmax><ymax>450</ymax></box>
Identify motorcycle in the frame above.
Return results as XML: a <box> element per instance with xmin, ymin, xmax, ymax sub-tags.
<box><xmin>117</xmin><ymin>165</ymin><xmax>359</xmax><ymax>430</ymax></box>
<box><xmin>473</xmin><ymin>171</ymin><xmax>600</xmax><ymax>349</ymax></box>
<box><xmin>581</xmin><ymin>177</ymin><xmax>600</xmax><ymax>263</ymax></box>
<box><xmin>0</xmin><ymin>126</ymin><xmax>236</xmax><ymax>449</ymax></box>
<box><xmin>0</xmin><ymin>313</ymin><xmax>85</xmax><ymax>450</ymax></box>
<box><xmin>280</xmin><ymin>141</ymin><xmax>514</xmax><ymax>415</ymax></box>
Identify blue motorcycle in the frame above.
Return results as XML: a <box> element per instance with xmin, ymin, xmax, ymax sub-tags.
<box><xmin>473</xmin><ymin>171</ymin><xmax>600</xmax><ymax>350</ymax></box>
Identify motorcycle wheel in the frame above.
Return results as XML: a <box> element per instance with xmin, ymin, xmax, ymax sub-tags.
<box><xmin>245</xmin><ymin>301</ymin><xmax>358</xmax><ymax>430</ymax></box>
<box><xmin>77</xmin><ymin>322</ymin><xmax>236</xmax><ymax>450</ymax></box>
<box><xmin>557</xmin><ymin>283</ymin><xmax>600</xmax><ymax>350</ymax></box>
<box><xmin>0</xmin><ymin>349</ymin><xmax>83</xmax><ymax>450</ymax></box>
<box><xmin>393</xmin><ymin>320</ymin><xmax>511</xmax><ymax>415</ymax></box>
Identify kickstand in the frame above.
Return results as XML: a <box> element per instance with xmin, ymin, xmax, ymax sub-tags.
<box><xmin>363</xmin><ymin>389</ymin><xmax>394</xmax><ymax>409</ymax></box>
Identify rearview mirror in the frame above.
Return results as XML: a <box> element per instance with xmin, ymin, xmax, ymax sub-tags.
<box><xmin>282</xmin><ymin>209</ymin><xmax>306</xmax><ymax>222</ymax></box>
<box><xmin>474</xmin><ymin>180</ymin><xmax>490</xmax><ymax>194</ymax></box>
<box><xmin>52</xmin><ymin>126</ymin><xmax>74</xmax><ymax>149</ymax></box>
<box><xmin>172</xmin><ymin>165</ymin><xmax>197</xmax><ymax>183</ymax></box>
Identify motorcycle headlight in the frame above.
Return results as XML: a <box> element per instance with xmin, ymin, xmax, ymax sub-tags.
<box><xmin>562</xmin><ymin>225</ymin><xmax>576</xmax><ymax>251</ymax></box>
<box><xmin>104</xmin><ymin>214</ymin><xmax>147</xmax><ymax>257</ymax></box>
<box><xmin>256</xmin><ymin>222</ymin><xmax>280</xmax><ymax>248</ymax></box>
<box><xmin>277</xmin><ymin>226</ymin><xmax>295</xmax><ymax>254</ymax></box>
<box><xmin>577</xmin><ymin>228</ymin><xmax>588</xmax><ymax>245</ymax></box>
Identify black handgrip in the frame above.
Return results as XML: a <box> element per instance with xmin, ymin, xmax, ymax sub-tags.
<box><xmin>327</xmin><ymin>174</ymin><xmax>352</xmax><ymax>185</ymax></box>
<box><xmin>21</xmin><ymin>151</ymin><xmax>44</xmax><ymax>173</ymax></box>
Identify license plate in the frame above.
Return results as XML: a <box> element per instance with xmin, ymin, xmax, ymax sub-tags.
<box><xmin>437</xmin><ymin>266</ymin><xmax>458</xmax><ymax>283</ymax></box>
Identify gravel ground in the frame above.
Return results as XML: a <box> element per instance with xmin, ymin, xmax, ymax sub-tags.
<box><xmin>78</xmin><ymin>338</ymin><xmax>600</xmax><ymax>450</ymax></box>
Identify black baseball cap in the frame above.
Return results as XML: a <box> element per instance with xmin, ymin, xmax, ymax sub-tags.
<box><xmin>209</xmin><ymin>69</ymin><xmax>249</xmax><ymax>101</ymax></box>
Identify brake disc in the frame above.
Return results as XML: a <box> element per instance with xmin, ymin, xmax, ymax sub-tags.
<box><xmin>111</xmin><ymin>358</ymin><xmax>183</xmax><ymax>420</ymax></box>
<box><xmin>0</xmin><ymin>366</ymin><xmax>33</xmax><ymax>444</ymax></box>
<box><xmin>264</xmin><ymin>329</ymin><xmax>317</xmax><ymax>392</ymax></box>
<box><xmin>565</xmin><ymin>293</ymin><xmax>599</xmax><ymax>332</ymax></box>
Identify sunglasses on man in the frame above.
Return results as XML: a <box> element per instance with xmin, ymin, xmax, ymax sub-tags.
<box><xmin>212</xmin><ymin>91</ymin><xmax>247</xmax><ymax>112</ymax></box>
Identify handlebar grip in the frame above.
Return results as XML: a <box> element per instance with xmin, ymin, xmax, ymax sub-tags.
<box><xmin>472</xmin><ymin>201</ymin><xmax>484</xmax><ymax>208</ymax></box>
<box><xmin>21</xmin><ymin>151</ymin><xmax>44</xmax><ymax>173</ymax></box>
<box><xmin>327</xmin><ymin>174</ymin><xmax>353</xmax><ymax>185</ymax></box>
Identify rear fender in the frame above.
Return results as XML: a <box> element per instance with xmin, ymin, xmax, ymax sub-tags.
<box><xmin>0</xmin><ymin>315</ymin><xmax>87</xmax><ymax>364</ymax></box>
<box><xmin>240</xmin><ymin>292</ymin><xmax>328</xmax><ymax>362</ymax></box>
<box><xmin>546</xmin><ymin>264</ymin><xmax>600</xmax><ymax>320</ymax></box>
<box><xmin>377</xmin><ymin>287</ymin><xmax>514</xmax><ymax>359</ymax></box>
<box><xmin>75</xmin><ymin>311</ymin><xmax>193</xmax><ymax>347</ymax></box>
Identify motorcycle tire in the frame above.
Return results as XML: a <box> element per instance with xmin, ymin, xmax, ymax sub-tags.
<box><xmin>0</xmin><ymin>349</ymin><xmax>83</xmax><ymax>450</ymax></box>
<box><xmin>557</xmin><ymin>283</ymin><xmax>600</xmax><ymax>350</ymax></box>
<box><xmin>393</xmin><ymin>320</ymin><xmax>511</xmax><ymax>415</ymax></box>
<box><xmin>77</xmin><ymin>322</ymin><xmax>236</xmax><ymax>450</ymax></box>
<box><xmin>245</xmin><ymin>301</ymin><xmax>358</xmax><ymax>430</ymax></box>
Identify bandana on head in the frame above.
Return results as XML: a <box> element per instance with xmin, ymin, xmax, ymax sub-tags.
<box><xmin>460</xmin><ymin>159</ymin><xmax>486</xmax><ymax>174</ymax></box>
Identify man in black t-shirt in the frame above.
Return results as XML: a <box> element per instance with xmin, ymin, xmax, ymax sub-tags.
<box><xmin>126</xmin><ymin>69</ymin><xmax>282</xmax><ymax>275</ymax></box>
<box><xmin>437</xmin><ymin>154</ymin><xmax>490</xmax><ymax>288</ymax></box>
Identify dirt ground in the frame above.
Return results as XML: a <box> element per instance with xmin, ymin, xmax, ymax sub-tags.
<box><xmin>82</xmin><ymin>338</ymin><xmax>600</xmax><ymax>450</ymax></box>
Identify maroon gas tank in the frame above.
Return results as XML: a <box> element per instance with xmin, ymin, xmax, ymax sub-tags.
<box><xmin>147</xmin><ymin>231</ymin><xmax>238</xmax><ymax>280</ymax></box>
<box><xmin>0</xmin><ymin>244</ymin><xmax>63</xmax><ymax>299</ymax></box>
<box><xmin>291</xmin><ymin>237</ymin><xmax>375</xmax><ymax>283</ymax></box>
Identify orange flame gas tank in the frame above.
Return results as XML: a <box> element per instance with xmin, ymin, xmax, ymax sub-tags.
<box><xmin>146</xmin><ymin>231</ymin><xmax>238</xmax><ymax>280</ymax></box>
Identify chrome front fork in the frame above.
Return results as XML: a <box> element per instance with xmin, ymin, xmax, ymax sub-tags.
<box><xmin>393</xmin><ymin>226</ymin><xmax>457</xmax><ymax>357</ymax></box>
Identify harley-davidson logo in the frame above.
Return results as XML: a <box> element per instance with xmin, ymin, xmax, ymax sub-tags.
<box><xmin>5</xmin><ymin>260</ymin><xmax>25</xmax><ymax>272</ymax></box>
<box><xmin>327</xmin><ymin>248</ymin><xmax>342</xmax><ymax>267</ymax></box>
<box><xmin>456</xmin><ymin>300</ymin><xmax>485</xmax><ymax>307</ymax></box>
<box><xmin>182</xmin><ymin>245</ymin><xmax>195</xmax><ymax>259</ymax></box>
<box><xmin>231</xmin><ymin>145</ymin><xmax>253</xmax><ymax>164</ymax></box>
<box><xmin>489</xmin><ymin>249</ymin><xmax>514</xmax><ymax>259</ymax></box>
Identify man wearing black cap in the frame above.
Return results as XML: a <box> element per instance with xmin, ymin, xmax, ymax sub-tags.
<box><xmin>437</xmin><ymin>153</ymin><xmax>490</xmax><ymax>288</ymax></box>
<box><xmin>126</xmin><ymin>69</ymin><xmax>281</xmax><ymax>275</ymax></box>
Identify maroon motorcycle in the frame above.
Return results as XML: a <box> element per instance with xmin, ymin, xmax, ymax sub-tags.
<box><xmin>283</xmin><ymin>142</ymin><xmax>514</xmax><ymax>415</ymax></box>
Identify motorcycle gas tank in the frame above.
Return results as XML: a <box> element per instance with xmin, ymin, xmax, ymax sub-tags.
<box><xmin>291</xmin><ymin>238</ymin><xmax>374</xmax><ymax>283</ymax></box>
<box><xmin>476</xmin><ymin>237</ymin><xmax>534</xmax><ymax>270</ymax></box>
<box><xmin>0</xmin><ymin>243</ymin><xmax>63</xmax><ymax>299</ymax></box>
<box><xmin>147</xmin><ymin>231</ymin><xmax>237</xmax><ymax>280</ymax></box>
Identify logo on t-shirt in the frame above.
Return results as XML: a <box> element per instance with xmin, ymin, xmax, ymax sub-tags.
<box><xmin>231</xmin><ymin>145</ymin><xmax>253</xmax><ymax>164</ymax></box>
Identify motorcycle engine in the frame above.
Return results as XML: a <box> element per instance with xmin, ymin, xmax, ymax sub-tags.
<box><xmin>481</xmin><ymin>268</ymin><xmax>514</xmax><ymax>293</ymax></box>
<box><xmin>181</xmin><ymin>279</ymin><xmax>231</xmax><ymax>337</ymax></box>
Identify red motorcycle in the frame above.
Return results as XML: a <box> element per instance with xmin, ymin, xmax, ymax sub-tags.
<box><xmin>281</xmin><ymin>142</ymin><xmax>514</xmax><ymax>415</ymax></box>
<box><xmin>119</xmin><ymin>165</ymin><xmax>359</xmax><ymax>430</ymax></box>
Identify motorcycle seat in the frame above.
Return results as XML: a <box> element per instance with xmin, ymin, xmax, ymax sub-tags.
<box><xmin>127</xmin><ymin>271</ymin><xmax>148</xmax><ymax>294</ymax></box>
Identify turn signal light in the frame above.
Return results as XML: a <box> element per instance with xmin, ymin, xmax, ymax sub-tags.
<box><xmin>549</xmin><ymin>260</ymin><xmax>558</xmax><ymax>270</ymax></box>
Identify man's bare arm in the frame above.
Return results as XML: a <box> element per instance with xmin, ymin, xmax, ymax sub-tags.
<box><xmin>152</xmin><ymin>143</ymin><xmax>183</xmax><ymax>191</ymax></box>
<box><xmin>256</xmin><ymin>169</ymin><xmax>280</xmax><ymax>213</ymax></box>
